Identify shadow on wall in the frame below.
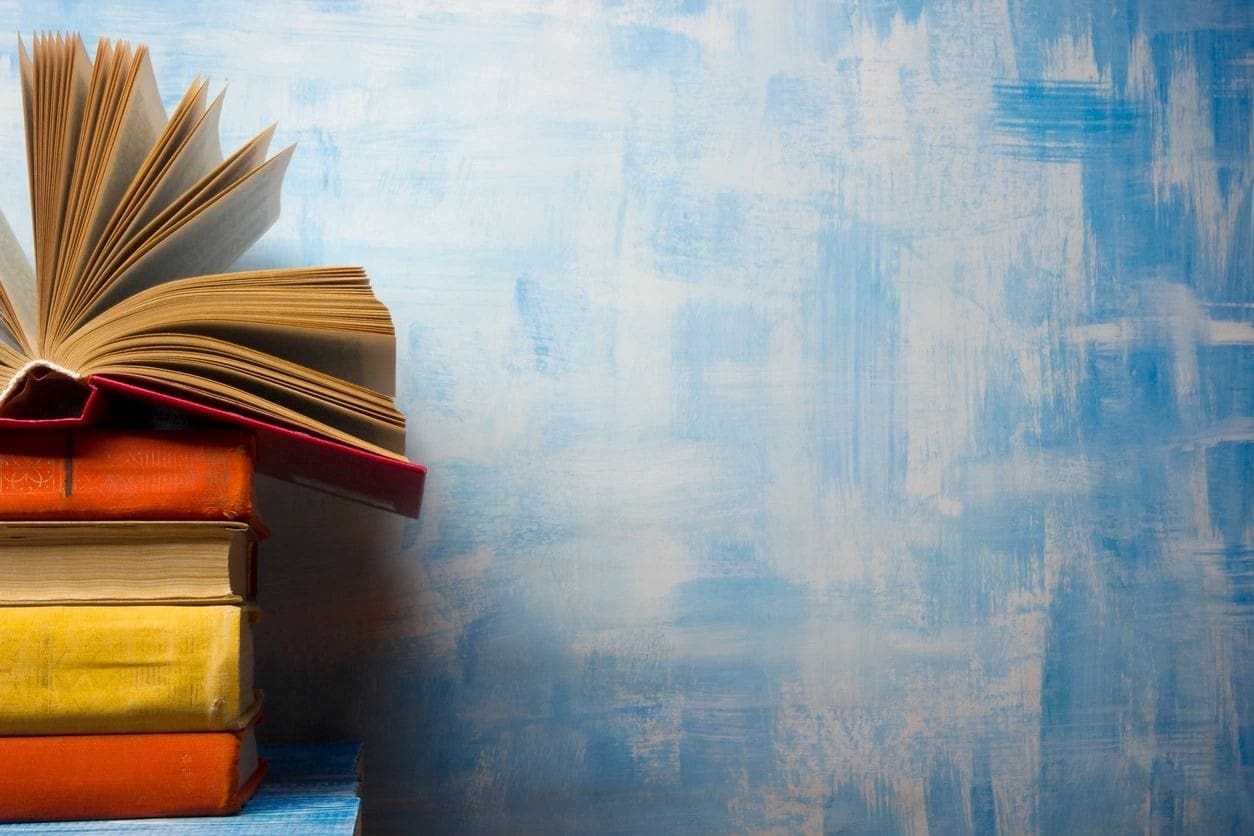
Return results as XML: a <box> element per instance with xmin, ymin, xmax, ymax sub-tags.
<box><xmin>251</xmin><ymin>475</ymin><xmax>423</xmax><ymax>831</ymax></box>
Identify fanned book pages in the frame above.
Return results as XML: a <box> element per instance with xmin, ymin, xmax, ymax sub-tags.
<box><xmin>0</xmin><ymin>33</ymin><xmax>424</xmax><ymax>516</ymax></box>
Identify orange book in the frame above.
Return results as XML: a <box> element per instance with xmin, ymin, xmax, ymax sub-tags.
<box><xmin>0</xmin><ymin>724</ymin><xmax>266</xmax><ymax>822</ymax></box>
<box><xmin>0</xmin><ymin>430</ymin><xmax>263</xmax><ymax>530</ymax></box>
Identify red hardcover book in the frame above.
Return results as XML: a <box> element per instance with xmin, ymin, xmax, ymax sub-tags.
<box><xmin>0</xmin><ymin>428</ymin><xmax>264</xmax><ymax>529</ymax></box>
<box><xmin>0</xmin><ymin>724</ymin><xmax>266</xmax><ymax>822</ymax></box>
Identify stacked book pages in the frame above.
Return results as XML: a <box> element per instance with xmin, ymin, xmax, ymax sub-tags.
<box><xmin>0</xmin><ymin>429</ymin><xmax>267</xmax><ymax>821</ymax></box>
<box><xmin>0</xmin><ymin>34</ymin><xmax>425</xmax><ymax>824</ymax></box>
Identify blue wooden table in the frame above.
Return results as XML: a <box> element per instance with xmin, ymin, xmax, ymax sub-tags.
<box><xmin>0</xmin><ymin>744</ymin><xmax>361</xmax><ymax>834</ymax></box>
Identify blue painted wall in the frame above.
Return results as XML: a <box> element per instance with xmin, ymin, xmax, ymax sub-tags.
<box><xmin>1</xmin><ymin>1</ymin><xmax>1252</xmax><ymax>832</ymax></box>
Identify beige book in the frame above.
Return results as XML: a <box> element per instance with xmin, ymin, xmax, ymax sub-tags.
<box><xmin>0</xmin><ymin>520</ymin><xmax>256</xmax><ymax>604</ymax></box>
<box><xmin>0</xmin><ymin>33</ymin><xmax>408</xmax><ymax>460</ymax></box>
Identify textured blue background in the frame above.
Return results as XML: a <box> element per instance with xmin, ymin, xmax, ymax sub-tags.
<box><xmin>1</xmin><ymin>1</ymin><xmax>1252</xmax><ymax>833</ymax></box>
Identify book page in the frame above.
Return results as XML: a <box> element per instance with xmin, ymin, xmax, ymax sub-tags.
<box><xmin>55</xmin><ymin>264</ymin><xmax>405</xmax><ymax>455</ymax></box>
<box><xmin>80</xmin><ymin>338</ymin><xmax>405</xmax><ymax>456</ymax></box>
<box><xmin>58</xmin><ymin>267</ymin><xmax>398</xmax><ymax>395</ymax></box>
<box><xmin>17</xmin><ymin>39</ymin><xmax>34</xmax><ymax>248</ymax></box>
<box><xmin>0</xmin><ymin>210</ymin><xmax>36</xmax><ymax>353</ymax></box>
<box><xmin>188</xmin><ymin>325</ymin><xmax>397</xmax><ymax>396</ymax></box>
<box><xmin>83</xmin><ymin>145</ymin><xmax>294</xmax><ymax>321</ymax></box>
<box><xmin>66</xmin><ymin>267</ymin><xmax>395</xmax><ymax>393</ymax></box>
<box><xmin>68</xmin><ymin>81</ymin><xmax>217</xmax><ymax>328</ymax></box>
<box><xmin>29</xmin><ymin>36</ymin><xmax>92</xmax><ymax>345</ymax></box>
<box><xmin>137</xmin><ymin>124</ymin><xmax>274</xmax><ymax>245</ymax></box>
<box><xmin>46</xmin><ymin>43</ymin><xmax>165</xmax><ymax>346</ymax></box>
<box><xmin>52</xmin><ymin>36</ymin><xmax>116</xmax><ymax>304</ymax></box>
<box><xmin>69</xmin><ymin>125</ymin><xmax>274</xmax><ymax>325</ymax></box>
<box><xmin>48</xmin><ymin>40</ymin><xmax>115</xmax><ymax>335</ymax></box>
<box><xmin>0</xmin><ymin>521</ymin><xmax>252</xmax><ymax>604</ymax></box>
<box><xmin>126</xmin><ymin>89</ymin><xmax>224</xmax><ymax>234</ymax></box>
<box><xmin>64</xmin><ymin>46</ymin><xmax>166</xmax><ymax>288</ymax></box>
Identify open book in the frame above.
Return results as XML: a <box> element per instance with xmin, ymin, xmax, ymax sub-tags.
<box><xmin>0</xmin><ymin>34</ymin><xmax>424</xmax><ymax>515</ymax></box>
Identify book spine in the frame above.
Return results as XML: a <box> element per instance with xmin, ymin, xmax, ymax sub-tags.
<box><xmin>0</xmin><ymin>730</ymin><xmax>263</xmax><ymax>822</ymax></box>
<box><xmin>0</xmin><ymin>430</ymin><xmax>262</xmax><ymax>529</ymax></box>
<box><xmin>0</xmin><ymin>605</ymin><xmax>254</xmax><ymax>735</ymax></box>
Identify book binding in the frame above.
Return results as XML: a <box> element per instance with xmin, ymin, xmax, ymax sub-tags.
<box><xmin>0</xmin><ymin>725</ymin><xmax>267</xmax><ymax>822</ymax></box>
<box><xmin>0</xmin><ymin>374</ymin><xmax>426</xmax><ymax>518</ymax></box>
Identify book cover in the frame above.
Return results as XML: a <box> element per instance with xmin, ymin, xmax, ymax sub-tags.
<box><xmin>93</xmin><ymin>376</ymin><xmax>426</xmax><ymax>518</ymax></box>
<box><xmin>0</xmin><ymin>429</ymin><xmax>263</xmax><ymax>528</ymax></box>
<box><xmin>0</xmin><ymin>723</ymin><xmax>265</xmax><ymax>823</ymax></box>
<box><xmin>0</xmin><ymin>604</ymin><xmax>259</xmax><ymax>735</ymax></box>
<box><xmin>0</xmin><ymin>743</ymin><xmax>359</xmax><ymax>832</ymax></box>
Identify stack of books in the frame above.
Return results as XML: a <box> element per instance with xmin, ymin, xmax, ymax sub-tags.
<box><xmin>0</xmin><ymin>429</ymin><xmax>268</xmax><ymax>822</ymax></box>
<box><xmin>0</xmin><ymin>31</ymin><xmax>427</xmax><ymax>826</ymax></box>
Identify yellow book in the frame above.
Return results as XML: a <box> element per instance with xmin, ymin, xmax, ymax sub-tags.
<box><xmin>0</xmin><ymin>604</ymin><xmax>257</xmax><ymax>735</ymax></box>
